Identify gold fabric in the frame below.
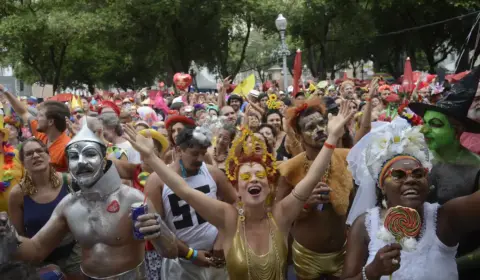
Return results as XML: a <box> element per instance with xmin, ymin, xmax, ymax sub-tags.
<box><xmin>278</xmin><ymin>149</ymin><xmax>353</xmax><ymax>216</ymax></box>
<box><xmin>292</xmin><ymin>239</ymin><xmax>345</xmax><ymax>278</ymax></box>
<box><xmin>226</xmin><ymin>215</ymin><xmax>287</xmax><ymax>280</ymax></box>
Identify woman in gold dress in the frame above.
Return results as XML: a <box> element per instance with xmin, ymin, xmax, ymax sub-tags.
<box><xmin>124</xmin><ymin>101</ymin><xmax>354</xmax><ymax>280</ymax></box>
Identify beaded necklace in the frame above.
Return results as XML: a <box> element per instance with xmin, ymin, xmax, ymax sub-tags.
<box><xmin>238</xmin><ymin>202</ymin><xmax>283</xmax><ymax>280</ymax></box>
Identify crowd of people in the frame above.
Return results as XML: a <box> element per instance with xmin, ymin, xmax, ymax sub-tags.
<box><xmin>0</xmin><ymin>67</ymin><xmax>479</xmax><ymax>280</ymax></box>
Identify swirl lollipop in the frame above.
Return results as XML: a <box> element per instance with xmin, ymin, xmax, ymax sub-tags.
<box><xmin>384</xmin><ymin>206</ymin><xmax>421</xmax><ymax>280</ymax></box>
<box><xmin>384</xmin><ymin>206</ymin><xmax>422</xmax><ymax>240</ymax></box>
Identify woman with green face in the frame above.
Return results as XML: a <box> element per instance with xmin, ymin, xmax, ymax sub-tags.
<box><xmin>409</xmin><ymin>66</ymin><xmax>480</xmax><ymax>279</ymax></box>
<box><xmin>410</xmin><ymin>67</ymin><xmax>480</xmax><ymax>165</ymax></box>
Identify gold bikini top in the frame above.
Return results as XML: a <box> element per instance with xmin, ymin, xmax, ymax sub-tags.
<box><xmin>225</xmin><ymin>213</ymin><xmax>287</xmax><ymax>280</ymax></box>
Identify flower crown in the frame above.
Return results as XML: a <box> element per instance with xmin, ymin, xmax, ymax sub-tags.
<box><xmin>266</xmin><ymin>94</ymin><xmax>281</xmax><ymax>110</ymax></box>
<box><xmin>364</xmin><ymin>118</ymin><xmax>432</xmax><ymax>187</ymax></box>
<box><xmin>225</xmin><ymin>127</ymin><xmax>277</xmax><ymax>185</ymax></box>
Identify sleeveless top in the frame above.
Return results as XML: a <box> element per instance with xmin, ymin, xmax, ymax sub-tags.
<box><xmin>365</xmin><ymin>203</ymin><xmax>458</xmax><ymax>280</ymax></box>
<box><xmin>162</xmin><ymin>162</ymin><xmax>218</xmax><ymax>250</ymax></box>
<box><xmin>24</xmin><ymin>182</ymin><xmax>69</xmax><ymax>238</ymax></box>
<box><xmin>226</xmin><ymin>214</ymin><xmax>287</xmax><ymax>280</ymax></box>
<box><xmin>275</xmin><ymin>135</ymin><xmax>291</xmax><ymax>161</ymax></box>
<box><xmin>24</xmin><ymin>178</ymin><xmax>75</xmax><ymax>263</ymax></box>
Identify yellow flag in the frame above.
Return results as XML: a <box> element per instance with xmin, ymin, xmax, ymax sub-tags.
<box><xmin>70</xmin><ymin>95</ymin><xmax>81</xmax><ymax>110</ymax></box>
<box><xmin>233</xmin><ymin>74</ymin><xmax>255</xmax><ymax>97</ymax></box>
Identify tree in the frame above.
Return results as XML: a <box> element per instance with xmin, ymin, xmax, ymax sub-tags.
<box><xmin>0</xmin><ymin>0</ymin><xmax>125</xmax><ymax>92</ymax></box>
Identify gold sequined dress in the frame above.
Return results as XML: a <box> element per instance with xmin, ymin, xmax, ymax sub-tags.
<box><xmin>226</xmin><ymin>213</ymin><xmax>287</xmax><ymax>280</ymax></box>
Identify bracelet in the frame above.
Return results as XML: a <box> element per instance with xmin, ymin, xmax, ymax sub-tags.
<box><xmin>365</xmin><ymin>97</ymin><xmax>371</xmax><ymax>102</ymax></box>
<box><xmin>362</xmin><ymin>266</ymin><xmax>369</xmax><ymax>280</ymax></box>
<box><xmin>291</xmin><ymin>188</ymin><xmax>309</xmax><ymax>202</ymax></box>
<box><xmin>185</xmin><ymin>248</ymin><xmax>194</xmax><ymax>260</ymax></box>
<box><xmin>303</xmin><ymin>203</ymin><xmax>310</xmax><ymax>209</ymax></box>
<box><xmin>323</xmin><ymin>142</ymin><xmax>336</xmax><ymax>150</ymax></box>
<box><xmin>192</xmin><ymin>249</ymin><xmax>198</xmax><ymax>260</ymax></box>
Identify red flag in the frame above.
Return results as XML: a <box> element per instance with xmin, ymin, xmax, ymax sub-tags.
<box><xmin>293</xmin><ymin>49</ymin><xmax>302</xmax><ymax>96</ymax></box>
<box><xmin>402</xmin><ymin>57</ymin><xmax>414</xmax><ymax>92</ymax></box>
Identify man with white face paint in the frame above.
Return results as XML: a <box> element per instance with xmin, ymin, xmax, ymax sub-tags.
<box><xmin>0</xmin><ymin>123</ymin><xmax>178</xmax><ymax>280</ymax></box>
<box><xmin>277</xmin><ymin>98</ymin><xmax>353</xmax><ymax>280</ymax></box>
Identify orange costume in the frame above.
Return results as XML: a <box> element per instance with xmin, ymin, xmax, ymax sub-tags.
<box><xmin>29</xmin><ymin>119</ymin><xmax>70</xmax><ymax>172</ymax></box>
<box><xmin>279</xmin><ymin>149</ymin><xmax>353</xmax><ymax>278</ymax></box>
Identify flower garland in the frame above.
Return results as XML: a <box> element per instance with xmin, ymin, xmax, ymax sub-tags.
<box><xmin>0</xmin><ymin>143</ymin><xmax>15</xmax><ymax>192</ymax></box>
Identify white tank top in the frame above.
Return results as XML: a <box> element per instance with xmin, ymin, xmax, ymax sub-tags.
<box><xmin>162</xmin><ymin>162</ymin><xmax>218</xmax><ymax>251</ymax></box>
<box><xmin>365</xmin><ymin>203</ymin><xmax>458</xmax><ymax>280</ymax></box>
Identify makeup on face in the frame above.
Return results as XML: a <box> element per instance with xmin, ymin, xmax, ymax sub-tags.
<box><xmin>67</xmin><ymin>142</ymin><xmax>105</xmax><ymax>188</ymax></box>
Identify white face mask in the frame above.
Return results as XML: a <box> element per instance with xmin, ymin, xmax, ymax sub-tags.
<box><xmin>67</xmin><ymin>142</ymin><xmax>105</xmax><ymax>188</ymax></box>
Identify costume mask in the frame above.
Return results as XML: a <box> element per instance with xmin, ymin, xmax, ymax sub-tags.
<box><xmin>67</xmin><ymin>142</ymin><xmax>105</xmax><ymax>188</ymax></box>
<box><xmin>421</xmin><ymin>111</ymin><xmax>457</xmax><ymax>152</ymax></box>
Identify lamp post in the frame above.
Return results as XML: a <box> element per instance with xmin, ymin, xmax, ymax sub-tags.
<box><xmin>275</xmin><ymin>14</ymin><xmax>290</xmax><ymax>91</ymax></box>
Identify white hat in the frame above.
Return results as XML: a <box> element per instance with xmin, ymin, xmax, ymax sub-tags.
<box><xmin>249</xmin><ymin>90</ymin><xmax>260</xmax><ymax>98</ymax></box>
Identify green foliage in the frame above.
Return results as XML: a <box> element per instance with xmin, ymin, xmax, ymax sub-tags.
<box><xmin>1</xmin><ymin>0</ymin><xmax>478</xmax><ymax>93</ymax></box>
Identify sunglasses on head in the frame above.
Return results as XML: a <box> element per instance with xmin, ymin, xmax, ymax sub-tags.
<box><xmin>387</xmin><ymin>167</ymin><xmax>428</xmax><ymax>182</ymax></box>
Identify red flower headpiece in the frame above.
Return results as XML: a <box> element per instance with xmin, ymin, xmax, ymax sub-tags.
<box><xmin>98</xmin><ymin>100</ymin><xmax>121</xmax><ymax>116</ymax></box>
<box><xmin>286</xmin><ymin>97</ymin><xmax>326</xmax><ymax>134</ymax></box>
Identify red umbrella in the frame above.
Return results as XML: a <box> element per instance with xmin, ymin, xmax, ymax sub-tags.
<box><xmin>293</xmin><ymin>49</ymin><xmax>302</xmax><ymax>96</ymax></box>
<box><xmin>402</xmin><ymin>57</ymin><xmax>414</xmax><ymax>92</ymax></box>
<box><xmin>48</xmin><ymin>93</ymin><xmax>73</xmax><ymax>102</ymax></box>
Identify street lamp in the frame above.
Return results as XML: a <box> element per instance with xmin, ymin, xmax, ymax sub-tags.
<box><xmin>275</xmin><ymin>14</ymin><xmax>290</xmax><ymax>91</ymax></box>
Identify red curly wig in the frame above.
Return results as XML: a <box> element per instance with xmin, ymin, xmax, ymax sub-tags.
<box><xmin>286</xmin><ymin>97</ymin><xmax>327</xmax><ymax>134</ymax></box>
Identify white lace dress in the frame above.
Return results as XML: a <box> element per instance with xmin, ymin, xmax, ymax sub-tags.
<box><xmin>365</xmin><ymin>202</ymin><xmax>458</xmax><ymax>280</ymax></box>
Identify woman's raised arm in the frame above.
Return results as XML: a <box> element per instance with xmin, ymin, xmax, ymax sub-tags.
<box><xmin>123</xmin><ymin>125</ymin><xmax>231</xmax><ymax>230</ymax></box>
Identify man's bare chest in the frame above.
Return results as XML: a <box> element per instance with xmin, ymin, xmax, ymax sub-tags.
<box><xmin>64</xmin><ymin>194</ymin><xmax>135</xmax><ymax>246</ymax></box>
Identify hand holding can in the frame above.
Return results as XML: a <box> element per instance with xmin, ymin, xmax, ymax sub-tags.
<box><xmin>131</xmin><ymin>202</ymin><xmax>148</xmax><ymax>240</ymax></box>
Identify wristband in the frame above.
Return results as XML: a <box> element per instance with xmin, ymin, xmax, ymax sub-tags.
<box><xmin>323</xmin><ymin>142</ymin><xmax>336</xmax><ymax>150</ymax></box>
<box><xmin>192</xmin><ymin>249</ymin><xmax>198</xmax><ymax>260</ymax></box>
<box><xmin>303</xmin><ymin>203</ymin><xmax>310</xmax><ymax>210</ymax></box>
<box><xmin>185</xmin><ymin>248</ymin><xmax>194</xmax><ymax>260</ymax></box>
<box><xmin>365</xmin><ymin>97</ymin><xmax>371</xmax><ymax>102</ymax></box>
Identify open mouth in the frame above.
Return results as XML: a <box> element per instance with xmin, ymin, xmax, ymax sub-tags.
<box><xmin>247</xmin><ymin>185</ymin><xmax>262</xmax><ymax>196</ymax></box>
<box><xmin>402</xmin><ymin>189</ymin><xmax>419</xmax><ymax>198</ymax></box>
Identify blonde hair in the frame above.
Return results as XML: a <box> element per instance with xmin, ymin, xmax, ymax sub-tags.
<box><xmin>20</xmin><ymin>167</ymin><xmax>61</xmax><ymax>196</ymax></box>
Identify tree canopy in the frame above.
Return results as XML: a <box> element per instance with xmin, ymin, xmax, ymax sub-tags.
<box><xmin>0</xmin><ymin>0</ymin><xmax>479</xmax><ymax>93</ymax></box>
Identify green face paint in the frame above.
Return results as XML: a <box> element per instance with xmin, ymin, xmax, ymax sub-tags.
<box><xmin>421</xmin><ymin>111</ymin><xmax>458</xmax><ymax>152</ymax></box>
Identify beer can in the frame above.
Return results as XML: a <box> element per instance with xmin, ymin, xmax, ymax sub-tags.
<box><xmin>131</xmin><ymin>202</ymin><xmax>148</xmax><ymax>240</ymax></box>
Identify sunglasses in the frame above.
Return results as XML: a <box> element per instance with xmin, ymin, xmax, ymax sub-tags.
<box><xmin>386</xmin><ymin>167</ymin><xmax>428</xmax><ymax>182</ymax></box>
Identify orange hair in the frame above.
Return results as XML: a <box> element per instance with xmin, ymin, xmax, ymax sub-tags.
<box><xmin>340</xmin><ymin>80</ymin><xmax>355</xmax><ymax>91</ymax></box>
<box><xmin>286</xmin><ymin>97</ymin><xmax>327</xmax><ymax>134</ymax></box>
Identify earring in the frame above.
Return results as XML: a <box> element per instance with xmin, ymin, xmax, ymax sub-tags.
<box><xmin>237</xmin><ymin>199</ymin><xmax>245</xmax><ymax>221</ymax></box>
<box><xmin>382</xmin><ymin>198</ymin><xmax>388</xmax><ymax>209</ymax></box>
